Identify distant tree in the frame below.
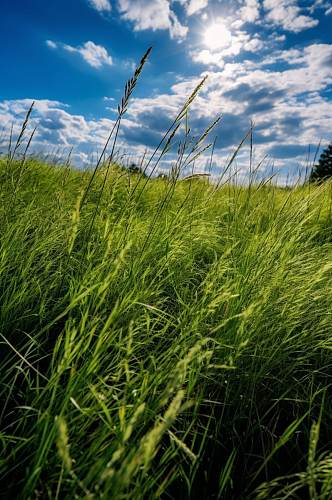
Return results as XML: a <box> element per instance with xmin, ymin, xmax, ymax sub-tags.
<box><xmin>127</xmin><ymin>162</ymin><xmax>146</xmax><ymax>176</ymax></box>
<box><xmin>309</xmin><ymin>143</ymin><xmax>332</xmax><ymax>183</ymax></box>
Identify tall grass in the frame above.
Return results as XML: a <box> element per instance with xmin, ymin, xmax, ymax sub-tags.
<box><xmin>0</xmin><ymin>52</ymin><xmax>332</xmax><ymax>499</ymax></box>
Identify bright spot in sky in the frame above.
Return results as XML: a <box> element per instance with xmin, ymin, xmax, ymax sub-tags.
<box><xmin>204</xmin><ymin>22</ymin><xmax>232</xmax><ymax>51</ymax></box>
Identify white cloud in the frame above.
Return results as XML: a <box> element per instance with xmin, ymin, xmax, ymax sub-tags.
<box><xmin>46</xmin><ymin>39</ymin><xmax>113</xmax><ymax>69</ymax></box>
<box><xmin>192</xmin><ymin>49</ymin><xmax>225</xmax><ymax>68</ymax></box>
<box><xmin>62</xmin><ymin>41</ymin><xmax>113</xmax><ymax>68</ymax></box>
<box><xmin>169</xmin><ymin>10</ymin><xmax>188</xmax><ymax>39</ymax></box>
<box><xmin>308</xmin><ymin>1</ymin><xmax>331</xmax><ymax>15</ymax></box>
<box><xmin>232</xmin><ymin>44</ymin><xmax>332</xmax><ymax>101</ymax></box>
<box><xmin>263</xmin><ymin>0</ymin><xmax>319</xmax><ymax>32</ymax></box>
<box><xmin>46</xmin><ymin>40</ymin><xmax>57</xmax><ymax>49</ymax></box>
<box><xmin>240</xmin><ymin>0</ymin><xmax>260</xmax><ymax>23</ymax></box>
<box><xmin>174</xmin><ymin>0</ymin><xmax>208</xmax><ymax>16</ymax></box>
<box><xmin>88</xmin><ymin>0</ymin><xmax>111</xmax><ymax>12</ymax></box>
<box><xmin>117</xmin><ymin>0</ymin><xmax>188</xmax><ymax>39</ymax></box>
<box><xmin>243</xmin><ymin>37</ymin><xmax>264</xmax><ymax>52</ymax></box>
<box><xmin>326</xmin><ymin>6</ymin><xmax>332</xmax><ymax>15</ymax></box>
<box><xmin>273</xmin><ymin>33</ymin><xmax>286</xmax><ymax>43</ymax></box>
<box><xmin>0</xmin><ymin>99</ymin><xmax>117</xmax><ymax>165</ymax></box>
<box><xmin>0</xmin><ymin>99</ymin><xmax>67</xmax><ymax>117</ymax></box>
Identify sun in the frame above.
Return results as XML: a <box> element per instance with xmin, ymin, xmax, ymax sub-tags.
<box><xmin>204</xmin><ymin>22</ymin><xmax>232</xmax><ymax>51</ymax></box>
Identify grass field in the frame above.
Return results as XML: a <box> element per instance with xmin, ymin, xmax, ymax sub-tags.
<box><xmin>1</xmin><ymin>146</ymin><xmax>332</xmax><ymax>499</ymax></box>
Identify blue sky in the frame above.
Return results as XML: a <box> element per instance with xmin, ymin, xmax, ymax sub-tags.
<box><xmin>0</xmin><ymin>0</ymin><xmax>331</xmax><ymax>182</ymax></box>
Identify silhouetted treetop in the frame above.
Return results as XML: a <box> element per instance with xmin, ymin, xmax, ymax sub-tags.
<box><xmin>310</xmin><ymin>143</ymin><xmax>332</xmax><ymax>183</ymax></box>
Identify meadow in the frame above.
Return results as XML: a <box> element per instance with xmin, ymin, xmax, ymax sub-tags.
<box><xmin>1</xmin><ymin>151</ymin><xmax>332</xmax><ymax>499</ymax></box>
<box><xmin>1</xmin><ymin>54</ymin><xmax>332</xmax><ymax>499</ymax></box>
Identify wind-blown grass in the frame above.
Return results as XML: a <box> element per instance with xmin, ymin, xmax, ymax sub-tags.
<box><xmin>0</xmin><ymin>156</ymin><xmax>332</xmax><ymax>499</ymax></box>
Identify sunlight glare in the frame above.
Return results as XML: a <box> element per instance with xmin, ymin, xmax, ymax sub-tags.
<box><xmin>204</xmin><ymin>22</ymin><xmax>232</xmax><ymax>51</ymax></box>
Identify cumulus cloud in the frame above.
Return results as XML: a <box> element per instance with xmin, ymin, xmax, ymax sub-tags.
<box><xmin>243</xmin><ymin>37</ymin><xmax>264</xmax><ymax>52</ymax></box>
<box><xmin>177</xmin><ymin>0</ymin><xmax>209</xmax><ymax>16</ymax></box>
<box><xmin>192</xmin><ymin>49</ymin><xmax>225</xmax><ymax>68</ymax></box>
<box><xmin>0</xmin><ymin>99</ymin><xmax>117</xmax><ymax>165</ymax></box>
<box><xmin>263</xmin><ymin>0</ymin><xmax>319</xmax><ymax>32</ymax></box>
<box><xmin>239</xmin><ymin>0</ymin><xmax>260</xmax><ymax>24</ymax></box>
<box><xmin>63</xmin><ymin>41</ymin><xmax>113</xmax><ymax>68</ymax></box>
<box><xmin>88</xmin><ymin>0</ymin><xmax>112</xmax><ymax>12</ymax></box>
<box><xmin>46</xmin><ymin>40</ymin><xmax>113</xmax><ymax>68</ymax></box>
<box><xmin>186</xmin><ymin>0</ymin><xmax>208</xmax><ymax>16</ymax></box>
<box><xmin>117</xmin><ymin>0</ymin><xmax>188</xmax><ymax>39</ymax></box>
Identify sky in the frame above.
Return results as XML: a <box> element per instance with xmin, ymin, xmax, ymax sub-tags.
<box><xmin>0</xmin><ymin>0</ymin><xmax>331</xmax><ymax>182</ymax></box>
